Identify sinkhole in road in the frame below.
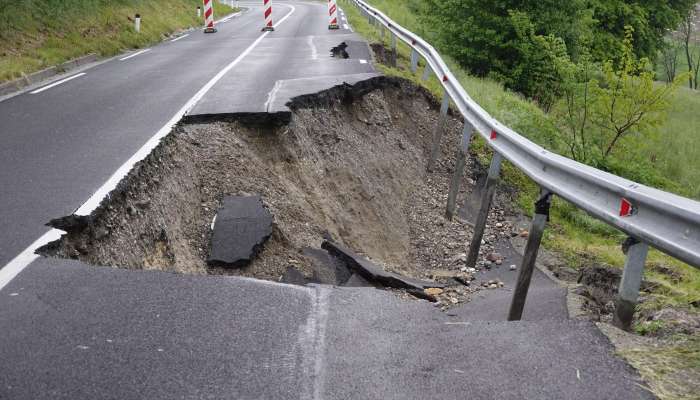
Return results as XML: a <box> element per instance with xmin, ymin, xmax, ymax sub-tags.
<box><xmin>39</xmin><ymin>77</ymin><xmax>494</xmax><ymax>303</ymax></box>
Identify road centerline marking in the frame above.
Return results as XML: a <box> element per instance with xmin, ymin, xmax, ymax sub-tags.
<box><xmin>0</xmin><ymin>3</ymin><xmax>297</xmax><ymax>292</ymax></box>
<box><xmin>30</xmin><ymin>73</ymin><xmax>86</xmax><ymax>94</ymax></box>
<box><xmin>119</xmin><ymin>49</ymin><xmax>151</xmax><ymax>61</ymax></box>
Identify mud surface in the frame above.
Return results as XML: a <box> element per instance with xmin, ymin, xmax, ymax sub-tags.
<box><xmin>41</xmin><ymin>77</ymin><xmax>501</xmax><ymax>298</ymax></box>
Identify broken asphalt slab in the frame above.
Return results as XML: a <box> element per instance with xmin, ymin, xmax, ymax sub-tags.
<box><xmin>207</xmin><ymin>195</ymin><xmax>272</xmax><ymax>268</ymax></box>
<box><xmin>322</xmin><ymin>240</ymin><xmax>445</xmax><ymax>290</ymax></box>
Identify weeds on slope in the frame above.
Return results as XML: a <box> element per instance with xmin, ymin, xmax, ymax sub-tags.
<box><xmin>0</xmin><ymin>0</ymin><xmax>236</xmax><ymax>82</ymax></box>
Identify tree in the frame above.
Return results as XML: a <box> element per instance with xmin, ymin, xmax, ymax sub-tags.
<box><xmin>680</xmin><ymin>8</ymin><xmax>700</xmax><ymax>89</ymax></box>
<box><xmin>660</xmin><ymin>38</ymin><xmax>682</xmax><ymax>84</ymax></box>
<box><xmin>420</xmin><ymin>0</ymin><xmax>593</xmax><ymax>95</ymax></box>
<box><xmin>588</xmin><ymin>0</ymin><xmax>697</xmax><ymax>63</ymax></box>
<box><xmin>554</xmin><ymin>27</ymin><xmax>686</xmax><ymax>164</ymax></box>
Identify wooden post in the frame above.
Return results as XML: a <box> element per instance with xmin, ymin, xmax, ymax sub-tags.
<box><xmin>445</xmin><ymin>123</ymin><xmax>474</xmax><ymax>220</ymax></box>
<box><xmin>508</xmin><ymin>190</ymin><xmax>552</xmax><ymax>321</ymax></box>
<box><xmin>464</xmin><ymin>152</ymin><xmax>503</xmax><ymax>269</ymax></box>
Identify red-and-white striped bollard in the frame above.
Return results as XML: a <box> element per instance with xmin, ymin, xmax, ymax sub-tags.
<box><xmin>203</xmin><ymin>0</ymin><xmax>217</xmax><ymax>33</ymax></box>
<box><xmin>328</xmin><ymin>0</ymin><xmax>339</xmax><ymax>30</ymax></box>
<box><xmin>262</xmin><ymin>0</ymin><xmax>274</xmax><ymax>31</ymax></box>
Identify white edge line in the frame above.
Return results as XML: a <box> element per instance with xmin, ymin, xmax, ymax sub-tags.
<box><xmin>170</xmin><ymin>33</ymin><xmax>190</xmax><ymax>42</ymax></box>
<box><xmin>216</xmin><ymin>10</ymin><xmax>242</xmax><ymax>24</ymax></box>
<box><xmin>343</xmin><ymin>23</ymin><xmax>349</xmax><ymax>30</ymax></box>
<box><xmin>359</xmin><ymin>59</ymin><xmax>367</xmax><ymax>64</ymax></box>
<box><xmin>0</xmin><ymin>4</ymin><xmax>297</xmax><ymax>292</ymax></box>
<box><xmin>30</xmin><ymin>73</ymin><xmax>86</xmax><ymax>94</ymax></box>
<box><xmin>119</xmin><ymin>48</ymin><xmax>151</xmax><ymax>61</ymax></box>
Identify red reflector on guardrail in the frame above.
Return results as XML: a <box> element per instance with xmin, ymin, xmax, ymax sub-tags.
<box><xmin>490</xmin><ymin>130</ymin><xmax>497</xmax><ymax>140</ymax></box>
<box><xmin>620</xmin><ymin>198</ymin><xmax>637</xmax><ymax>217</ymax></box>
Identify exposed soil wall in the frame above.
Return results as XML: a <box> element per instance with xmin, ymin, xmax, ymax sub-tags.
<box><xmin>40</xmin><ymin>77</ymin><xmax>490</xmax><ymax>285</ymax></box>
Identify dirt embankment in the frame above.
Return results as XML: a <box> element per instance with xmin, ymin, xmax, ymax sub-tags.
<box><xmin>41</xmin><ymin>77</ymin><xmax>504</xmax><ymax>291</ymax></box>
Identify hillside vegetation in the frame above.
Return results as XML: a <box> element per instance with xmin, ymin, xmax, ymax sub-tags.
<box><xmin>0</xmin><ymin>0</ymin><xmax>234</xmax><ymax>82</ymax></box>
<box><xmin>345</xmin><ymin>1</ymin><xmax>699</xmax><ymax>398</ymax></box>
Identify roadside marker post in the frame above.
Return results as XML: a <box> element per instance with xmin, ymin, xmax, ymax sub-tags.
<box><xmin>197</xmin><ymin>6</ymin><xmax>201</xmax><ymax>17</ymax></box>
<box><xmin>134</xmin><ymin>14</ymin><xmax>141</xmax><ymax>33</ymax></box>
<box><xmin>203</xmin><ymin>0</ymin><xmax>217</xmax><ymax>33</ymax></box>
<box><xmin>263</xmin><ymin>0</ymin><xmax>274</xmax><ymax>31</ymax></box>
<box><xmin>328</xmin><ymin>0</ymin><xmax>339</xmax><ymax>29</ymax></box>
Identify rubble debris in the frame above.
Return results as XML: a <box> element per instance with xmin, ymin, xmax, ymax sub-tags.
<box><xmin>322</xmin><ymin>240</ymin><xmax>445</xmax><ymax>291</ymax></box>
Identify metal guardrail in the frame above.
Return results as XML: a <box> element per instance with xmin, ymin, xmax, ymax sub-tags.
<box><xmin>343</xmin><ymin>0</ymin><xmax>700</xmax><ymax>329</ymax></box>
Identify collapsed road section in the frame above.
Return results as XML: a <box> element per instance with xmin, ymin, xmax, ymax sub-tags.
<box><xmin>39</xmin><ymin>77</ymin><xmax>517</xmax><ymax>306</ymax></box>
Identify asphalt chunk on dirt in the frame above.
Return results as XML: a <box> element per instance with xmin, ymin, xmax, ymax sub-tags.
<box><xmin>207</xmin><ymin>195</ymin><xmax>273</xmax><ymax>268</ymax></box>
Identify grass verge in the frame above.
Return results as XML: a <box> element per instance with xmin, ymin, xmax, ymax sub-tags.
<box><xmin>343</xmin><ymin>1</ymin><xmax>699</xmax><ymax>398</ymax></box>
<box><xmin>0</xmin><ymin>0</ymin><xmax>236</xmax><ymax>83</ymax></box>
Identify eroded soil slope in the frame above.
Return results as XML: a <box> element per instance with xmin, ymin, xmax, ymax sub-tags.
<box><xmin>42</xmin><ymin>77</ymin><xmax>504</xmax><ymax>286</ymax></box>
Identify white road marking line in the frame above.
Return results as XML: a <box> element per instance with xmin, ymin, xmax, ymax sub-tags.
<box><xmin>29</xmin><ymin>73</ymin><xmax>86</xmax><ymax>94</ymax></box>
<box><xmin>308</xmin><ymin>36</ymin><xmax>318</xmax><ymax>60</ymax></box>
<box><xmin>343</xmin><ymin>23</ymin><xmax>349</xmax><ymax>30</ymax></box>
<box><xmin>119</xmin><ymin>48</ymin><xmax>151</xmax><ymax>61</ymax></box>
<box><xmin>170</xmin><ymin>34</ymin><xmax>190</xmax><ymax>42</ymax></box>
<box><xmin>264</xmin><ymin>80</ymin><xmax>283</xmax><ymax>112</ymax></box>
<box><xmin>0</xmin><ymin>4</ymin><xmax>297</xmax><ymax>293</ymax></box>
<box><xmin>359</xmin><ymin>59</ymin><xmax>367</xmax><ymax>64</ymax></box>
<box><xmin>215</xmin><ymin>10</ymin><xmax>242</xmax><ymax>24</ymax></box>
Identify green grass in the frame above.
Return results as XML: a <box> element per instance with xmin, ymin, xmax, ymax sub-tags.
<box><xmin>618</xmin><ymin>336</ymin><xmax>700</xmax><ymax>400</ymax></box>
<box><xmin>0</xmin><ymin>0</ymin><xmax>235</xmax><ymax>83</ymax></box>
<box><xmin>648</xmin><ymin>86</ymin><xmax>700</xmax><ymax>199</ymax></box>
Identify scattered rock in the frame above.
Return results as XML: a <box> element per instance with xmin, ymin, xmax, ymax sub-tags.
<box><xmin>425</xmin><ymin>288</ymin><xmax>444</xmax><ymax>296</ymax></box>
<box><xmin>280</xmin><ymin>266</ymin><xmax>307</xmax><ymax>286</ymax></box>
<box><xmin>486</xmin><ymin>252</ymin><xmax>502</xmax><ymax>262</ymax></box>
<box><xmin>509</xmin><ymin>264</ymin><xmax>517</xmax><ymax>271</ymax></box>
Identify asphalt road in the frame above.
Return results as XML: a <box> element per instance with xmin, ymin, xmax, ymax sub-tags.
<box><xmin>0</xmin><ymin>258</ymin><xmax>654</xmax><ymax>400</ymax></box>
<box><xmin>0</xmin><ymin>0</ymin><xmax>372</xmax><ymax>268</ymax></box>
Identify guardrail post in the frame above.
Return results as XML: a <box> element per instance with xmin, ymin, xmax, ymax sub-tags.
<box><xmin>390</xmin><ymin>31</ymin><xmax>397</xmax><ymax>67</ymax></box>
<box><xmin>613</xmin><ymin>238</ymin><xmax>649</xmax><ymax>331</ymax></box>
<box><xmin>422</xmin><ymin>63</ymin><xmax>432</xmax><ymax>81</ymax></box>
<box><xmin>410</xmin><ymin>48</ymin><xmax>419</xmax><ymax>73</ymax></box>
<box><xmin>508</xmin><ymin>190</ymin><xmax>552</xmax><ymax>321</ymax></box>
<box><xmin>445</xmin><ymin>123</ymin><xmax>474</xmax><ymax>220</ymax></box>
<box><xmin>464</xmin><ymin>152</ymin><xmax>503</xmax><ymax>269</ymax></box>
<box><xmin>427</xmin><ymin>90</ymin><xmax>450</xmax><ymax>172</ymax></box>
